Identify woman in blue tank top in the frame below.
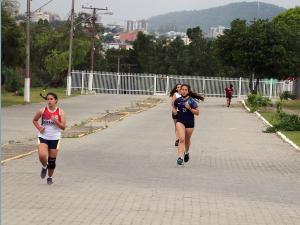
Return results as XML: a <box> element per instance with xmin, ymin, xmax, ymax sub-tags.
<box><xmin>173</xmin><ymin>84</ymin><xmax>204</xmax><ymax>166</ymax></box>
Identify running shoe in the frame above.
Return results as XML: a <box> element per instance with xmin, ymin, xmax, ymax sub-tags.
<box><xmin>175</xmin><ymin>139</ymin><xmax>179</xmax><ymax>146</ymax></box>
<box><xmin>177</xmin><ymin>157</ymin><xmax>183</xmax><ymax>165</ymax></box>
<box><xmin>41</xmin><ymin>166</ymin><xmax>47</xmax><ymax>179</ymax></box>
<box><xmin>184</xmin><ymin>152</ymin><xmax>189</xmax><ymax>163</ymax></box>
<box><xmin>47</xmin><ymin>177</ymin><xmax>53</xmax><ymax>185</ymax></box>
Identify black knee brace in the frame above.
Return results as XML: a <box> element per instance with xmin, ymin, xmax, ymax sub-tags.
<box><xmin>48</xmin><ymin>157</ymin><xmax>56</xmax><ymax>169</ymax></box>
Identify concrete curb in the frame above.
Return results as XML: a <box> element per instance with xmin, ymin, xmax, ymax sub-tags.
<box><xmin>1</xmin><ymin>149</ymin><xmax>38</xmax><ymax>163</ymax></box>
<box><xmin>241</xmin><ymin>100</ymin><xmax>300</xmax><ymax>151</ymax></box>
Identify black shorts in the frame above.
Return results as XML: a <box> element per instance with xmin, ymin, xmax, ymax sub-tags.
<box><xmin>177</xmin><ymin>121</ymin><xmax>195</xmax><ymax>128</ymax></box>
<box><xmin>226</xmin><ymin>96</ymin><xmax>232</xmax><ymax>99</ymax></box>
<box><xmin>38</xmin><ymin>137</ymin><xmax>60</xmax><ymax>149</ymax></box>
<box><xmin>172</xmin><ymin>111</ymin><xmax>178</xmax><ymax>119</ymax></box>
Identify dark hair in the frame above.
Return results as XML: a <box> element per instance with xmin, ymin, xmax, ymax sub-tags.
<box><xmin>181</xmin><ymin>84</ymin><xmax>204</xmax><ymax>102</ymax></box>
<box><xmin>40</xmin><ymin>92</ymin><xmax>58</xmax><ymax>104</ymax></box>
<box><xmin>230</xmin><ymin>84</ymin><xmax>233</xmax><ymax>88</ymax></box>
<box><xmin>169</xmin><ymin>84</ymin><xmax>181</xmax><ymax>97</ymax></box>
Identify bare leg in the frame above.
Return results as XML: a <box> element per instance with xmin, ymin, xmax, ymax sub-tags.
<box><xmin>38</xmin><ymin>143</ymin><xmax>48</xmax><ymax>167</ymax></box>
<box><xmin>48</xmin><ymin>149</ymin><xmax>58</xmax><ymax>177</ymax></box>
<box><xmin>184</xmin><ymin>128</ymin><xmax>194</xmax><ymax>154</ymax></box>
<box><xmin>176</xmin><ymin>122</ymin><xmax>186</xmax><ymax>158</ymax></box>
<box><xmin>173</xmin><ymin>118</ymin><xmax>178</xmax><ymax>140</ymax></box>
<box><xmin>226</xmin><ymin>97</ymin><xmax>229</xmax><ymax>106</ymax></box>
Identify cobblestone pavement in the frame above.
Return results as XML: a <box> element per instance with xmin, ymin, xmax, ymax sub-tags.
<box><xmin>2</xmin><ymin>96</ymin><xmax>300</xmax><ymax>224</ymax></box>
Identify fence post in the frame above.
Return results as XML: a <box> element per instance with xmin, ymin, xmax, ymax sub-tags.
<box><xmin>154</xmin><ymin>75</ymin><xmax>157</xmax><ymax>95</ymax></box>
<box><xmin>270</xmin><ymin>79</ymin><xmax>273</xmax><ymax>98</ymax></box>
<box><xmin>117</xmin><ymin>73</ymin><xmax>120</xmax><ymax>94</ymax></box>
<box><xmin>88</xmin><ymin>72</ymin><xmax>93</xmax><ymax>91</ymax></box>
<box><xmin>81</xmin><ymin>71</ymin><xmax>84</xmax><ymax>95</ymax></box>
<box><xmin>274</xmin><ymin>80</ymin><xmax>277</xmax><ymax>98</ymax></box>
<box><xmin>166</xmin><ymin>76</ymin><xmax>169</xmax><ymax>95</ymax></box>
<box><xmin>202</xmin><ymin>78</ymin><xmax>205</xmax><ymax>96</ymax></box>
<box><xmin>239</xmin><ymin>77</ymin><xmax>242</xmax><ymax>98</ymax></box>
<box><xmin>263</xmin><ymin>82</ymin><xmax>265</xmax><ymax>97</ymax></box>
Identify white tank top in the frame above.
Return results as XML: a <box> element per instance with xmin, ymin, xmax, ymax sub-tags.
<box><xmin>38</xmin><ymin>107</ymin><xmax>61</xmax><ymax>140</ymax></box>
<box><xmin>175</xmin><ymin>92</ymin><xmax>181</xmax><ymax>111</ymax></box>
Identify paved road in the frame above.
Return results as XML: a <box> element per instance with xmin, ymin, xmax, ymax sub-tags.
<box><xmin>2</xmin><ymin>95</ymin><xmax>300</xmax><ymax>224</ymax></box>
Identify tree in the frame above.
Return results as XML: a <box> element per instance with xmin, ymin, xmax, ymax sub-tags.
<box><xmin>1</xmin><ymin>2</ymin><xmax>25</xmax><ymax>86</ymax></box>
<box><xmin>187</xmin><ymin>26</ymin><xmax>206</xmax><ymax>76</ymax></box>
<box><xmin>213</xmin><ymin>18</ymin><xmax>300</xmax><ymax>94</ymax></box>
<box><xmin>273</xmin><ymin>6</ymin><xmax>300</xmax><ymax>26</ymax></box>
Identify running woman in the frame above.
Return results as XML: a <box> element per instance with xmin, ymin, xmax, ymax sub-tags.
<box><xmin>224</xmin><ymin>84</ymin><xmax>234</xmax><ymax>107</ymax></box>
<box><xmin>170</xmin><ymin>84</ymin><xmax>181</xmax><ymax>146</ymax></box>
<box><xmin>33</xmin><ymin>92</ymin><xmax>66</xmax><ymax>185</ymax></box>
<box><xmin>173</xmin><ymin>84</ymin><xmax>204</xmax><ymax>166</ymax></box>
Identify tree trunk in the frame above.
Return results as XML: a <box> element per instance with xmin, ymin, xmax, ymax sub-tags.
<box><xmin>249</xmin><ymin>68</ymin><xmax>254</xmax><ymax>94</ymax></box>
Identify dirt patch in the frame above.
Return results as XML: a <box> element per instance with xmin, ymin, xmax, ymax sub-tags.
<box><xmin>61</xmin><ymin>126</ymin><xmax>104</xmax><ymax>137</ymax></box>
<box><xmin>117</xmin><ymin>108</ymin><xmax>145</xmax><ymax>113</ymax></box>
<box><xmin>1</xmin><ymin>144</ymin><xmax>37</xmax><ymax>161</ymax></box>
<box><xmin>91</xmin><ymin>113</ymin><xmax>130</xmax><ymax>122</ymax></box>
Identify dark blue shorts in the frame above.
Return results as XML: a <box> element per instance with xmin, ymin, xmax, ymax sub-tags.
<box><xmin>38</xmin><ymin>137</ymin><xmax>60</xmax><ymax>149</ymax></box>
<box><xmin>177</xmin><ymin>121</ymin><xmax>195</xmax><ymax>128</ymax></box>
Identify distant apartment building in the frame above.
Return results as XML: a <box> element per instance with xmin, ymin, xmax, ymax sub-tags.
<box><xmin>125</xmin><ymin>19</ymin><xmax>148</xmax><ymax>32</ymax></box>
<box><xmin>18</xmin><ymin>9</ymin><xmax>61</xmax><ymax>22</ymax></box>
<box><xmin>208</xmin><ymin>25</ymin><xmax>227</xmax><ymax>38</ymax></box>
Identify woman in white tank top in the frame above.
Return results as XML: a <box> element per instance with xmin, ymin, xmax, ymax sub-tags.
<box><xmin>33</xmin><ymin>92</ymin><xmax>66</xmax><ymax>185</ymax></box>
<box><xmin>170</xmin><ymin>84</ymin><xmax>181</xmax><ymax>146</ymax></box>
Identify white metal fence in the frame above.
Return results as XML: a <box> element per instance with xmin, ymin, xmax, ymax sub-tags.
<box><xmin>70</xmin><ymin>70</ymin><xmax>295</xmax><ymax>98</ymax></box>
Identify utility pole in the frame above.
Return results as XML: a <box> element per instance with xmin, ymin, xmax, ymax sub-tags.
<box><xmin>82</xmin><ymin>6</ymin><xmax>107</xmax><ymax>72</ymax></box>
<box><xmin>67</xmin><ymin>0</ymin><xmax>75</xmax><ymax>96</ymax></box>
<box><xmin>121</xmin><ymin>64</ymin><xmax>137</xmax><ymax>95</ymax></box>
<box><xmin>174</xmin><ymin>19</ymin><xmax>176</xmax><ymax>33</ymax></box>
<box><xmin>24</xmin><ymin>0</ymin><xmax>30</xmax><ymax>102</ymax></box>
<box><xmin>112</xmin><ymin>55</ymin><xmax>128</xmax><ymax>94</ymax></box>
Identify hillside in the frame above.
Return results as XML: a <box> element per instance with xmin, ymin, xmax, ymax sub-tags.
<box><xmin>147</xmin><ymin>2</ymin><xmax>287</xmax><ymax>34</ymax></box>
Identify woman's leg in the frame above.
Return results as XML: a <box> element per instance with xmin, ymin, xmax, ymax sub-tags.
<box><xmin>173</xmin><ymin>118</ymin><xmax>178</xmax><ymax>140</ymax></box>
<box><xmin>184</xmin><ymin>128</ymin><xmax>194</xmax><ymax>154</ymax></box>
<box><xmin>226</xmin><ymin>97</ymin><xmax>229</xmax><ymax>106</ymax></box>
<box><xmin>47</xmin><ymin>149</ymin><xmax>58</xmax><ymax>177</ymax></box>
<box><xmin>38</xmin><ymin>143</ymin><xmax>48</xmax><ymax>167</ymax></box>
<box><xmin>176</xmin><ymin>122</ymin><xmax>186</xmax><ymax>158</ymax></box>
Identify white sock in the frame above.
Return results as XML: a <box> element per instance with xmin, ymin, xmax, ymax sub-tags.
<box><xmin>43</xmin><ymin>165</ymin><xmax>47</xmax><ymax>169</ymax></box>
<box><xmin>48</xmin><ymin>176</ymin><xmax>52</xmax><ymax>179</ymax></box>
<box><xmin>185</xmin><ymin>151</ymin><xmax>189</xmax><ymax>155</ymax></box>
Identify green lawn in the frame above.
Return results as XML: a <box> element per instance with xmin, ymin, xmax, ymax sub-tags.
<box><xmin>282</xmin><ymin>99</ymin><xmax>300</xmax><ymax>111</ymax></box>
<box><xmin>1</xmin><ymin>87</ymin><xmax>81</xmax><ymax>107</ymax></box>
<box><xmin>259</xmin><ymin>112</ymin><xmax>300</xmax><ymax>148</ymax></box>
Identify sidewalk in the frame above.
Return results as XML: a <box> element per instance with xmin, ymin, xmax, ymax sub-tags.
<box><xmin>2</xmin><ymin>95</ymin><xmax>300</xmax><ymax>224</ymax></box>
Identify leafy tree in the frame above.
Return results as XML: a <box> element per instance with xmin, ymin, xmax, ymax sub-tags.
<box><xmin>213</xmin><ymin>18</ymin><xmax>300</xmax><ymax>94</ymax></box>
<box><xmin>187</xmin><ymin>26</ymin><xmax>206</xmax><ymax>76</ymax></box>
<box><xmin>1</xmin><ymin>2</ymin><xmax>25</xmax><ymax>86</ymax></box>
<box><xmin>14</xmin><ymin>15</ymin><xmax>26</xmax><ymax>21</ymax></box>
<box><xmin>273</xmin><ymin>6</ymin><xmax>300</xmax><ymax>26</ymax></box>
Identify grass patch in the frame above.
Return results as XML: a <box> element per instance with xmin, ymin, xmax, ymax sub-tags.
<box><xmin>282</xmin><ymin>99</ymin><xmax>300</xmax><ymax>111</ymax></box>
<box><xmin>259</xmin><ymin>111</ymin><xmax>300</xmax><ymax>148</ymax></box>
<box><xmin>280</xmin><ymin>131</ymin><xmax>300</xmax><ymax>148</ymax></box>
<box><xmin>258</xmin><ymin>112</ymin><xmax>275</xmax><ymax>123</ymax></box>
<box><xmin>1</xmin><ymin>87</ymin><xmax>81</xmax><ymax>107</ymax></box>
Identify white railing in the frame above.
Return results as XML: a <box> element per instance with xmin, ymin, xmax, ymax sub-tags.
<box><xmin>69</xmin><ymin>70</ymin><xmax>295</xmax><ymax>98</ymax></box>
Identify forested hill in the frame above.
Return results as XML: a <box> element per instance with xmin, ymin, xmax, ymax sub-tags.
<box><xmin>147</xmin><ymin>2</ymin><xmax>286</xmax><ymax>34</ymax></box>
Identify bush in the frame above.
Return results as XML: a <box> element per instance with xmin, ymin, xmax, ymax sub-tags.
<box><xmin>280</xmin><ymin>91</ymin><xmax>296</xmax><ymax>100</ymax></box>
<box><xmin>15</xmin><ymin>89</ymin><xmax>24</xmax><ymax>96</ymax></box>
<box><xmin>246</xmin><ymin>93</ymin><xmax>272</xmax><ymax>112</ymax></box>
<box><xmin>264</xmin><ymin>111</ymin><xmax>300</xmax><ymax>133</ymax></box>
<box><xmin>276</xmin><ymin>101</ymin><xmax>283</xmax><ymax>113</ymax></box>
<box><xmin>5</xmin><ymin>75</ymin><xmax>21</xmax><ymax>92</ymax></box>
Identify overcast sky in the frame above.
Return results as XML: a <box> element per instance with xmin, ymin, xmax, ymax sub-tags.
<box><xmin>17</xmin><ymin>0</ymin><xmax>299</xmax><ymax>25</ymax></box>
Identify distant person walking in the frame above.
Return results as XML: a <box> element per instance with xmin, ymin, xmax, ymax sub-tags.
<box><xmin>170</xmin><ymin>84</ymin><xmax>181</xmax><ymax>146</ymax></box>
<box><xmin>225</xmin><ymin>84</ymin><xmax>234</xmax><ymax>107</ymax></box>
<box><xmin>33</xmin><ymin>92</ymin><xmax>66</xmax><ymax>185</ymax></box>
<box><xmin>173</xmin><ymin>84</ymin><xmax>204</xmax><ymax>166</ymax></box>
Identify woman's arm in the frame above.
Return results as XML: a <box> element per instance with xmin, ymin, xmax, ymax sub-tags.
<box><xmin>51</xmin><ymin>110</ymin><xmax>66</xmax><ymax>130</ymax></box>
<box><xmin>171</xmin><ymin>94</ymin><xmax>176</xmax><ymax>106</ymax></box>
<box><xmin>33</xmin><ymin>109</ymin><xmax>45</xmax><ymax>133</ymax></box>
<box><xmin>172</xmin><ymin>105</ymin><xmax>178</xmax><ymax>115</ymax></box>
<box><xmin>188</xmin><ymin>107</ymin><xmax>199</xmax><ymax>116</ymax></box>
